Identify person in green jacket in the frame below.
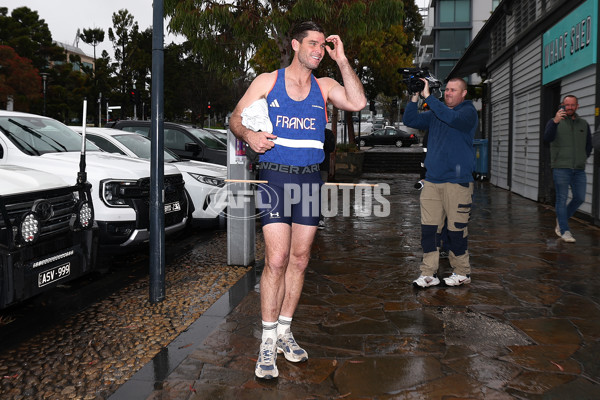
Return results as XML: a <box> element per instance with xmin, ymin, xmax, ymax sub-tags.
<box><xmin>543</xmin><ymin>94</ymin><xmax>592</xmax><ymax>243</ymax></box>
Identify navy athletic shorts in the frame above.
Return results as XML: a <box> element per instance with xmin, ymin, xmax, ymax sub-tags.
<box><xmin>257</xmin><ymin>167</ymin><xmax>323</xmax><ymax>226</ymax></box>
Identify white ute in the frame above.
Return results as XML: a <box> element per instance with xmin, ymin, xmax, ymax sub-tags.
<box><xmin>0</xmin><ymin>165</ymin><xmax>95</xmax><ymax>308</ymax></box>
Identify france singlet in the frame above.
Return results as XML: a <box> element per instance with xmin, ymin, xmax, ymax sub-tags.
<box><xmin>262</xmin><ymin>68</ymin><xmax>328</xmax><ymax>167</ymax></box>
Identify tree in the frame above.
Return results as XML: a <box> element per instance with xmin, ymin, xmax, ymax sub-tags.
<box><xmin>108</xmin><ymin>9</ymin><xmax>138</xmax><ymax>118</ymax></box>
<box><xmin>79</xmin><ymin>28</ymin><xmax>105</xmax><ymax>65</ymax></box>
<box><xmin>78</xmin><ymin>28</ymin><xmax>106</xmax><ymax>125</ymax></box>
<box><xmin>0</xmin><ymin>45</ymin><xmax>41</xmax><ymax>111</ymax></box>
<box><xmin>164</xmin><ymin>43</ymin><xmax>242</xmax><ymax>125</ymax></box>
<box><xmin>0</xmin><ymin>7</ymin><xmax>64</xmax><ymax>71</ymax></box>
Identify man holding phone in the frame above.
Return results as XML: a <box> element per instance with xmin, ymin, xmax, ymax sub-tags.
<box><xmin>543</xmin><ymin>95</ymin><xmax>592</xmax><ymax>243</ymax></box>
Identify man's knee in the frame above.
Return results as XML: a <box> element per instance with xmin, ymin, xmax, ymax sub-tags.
<box><xmin>266</xmin><ymin>252</ymin><xmax>290</xmax><ymax>272</ymax></box>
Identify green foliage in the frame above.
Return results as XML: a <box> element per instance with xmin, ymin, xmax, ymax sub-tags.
<box><xmin>79</xmin><ymin>28</ymin><xmax>105</xmax><ymax>61</ymax></box>
<box><xmin>336</xmin><ymin>143</ymin><xmax>359</xmax><ymax>153</ymax></box>
<box><xmin>163</xmin><ymin>43</ymin><xmax>242</xmax><ymax>125</ymax></box>
<box><xmin>164</xmin><ymin>0</ymin><xmax>422</xmax><ymax>114</ymax></box>
<box><xmin>0</xmin><ymin>6</ymin><xmax>65</xmax><ymax>70</ymax></box>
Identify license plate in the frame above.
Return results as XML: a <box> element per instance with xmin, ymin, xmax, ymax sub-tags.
<box><xmin>38</xmin><ymin>263</ymin><xmax>70</xmax><ymax>287</ymax></box>
<box><xmin>164</xmin><ymin>201</ymin><xmax>181</xmax><ymax>213</ymax></box>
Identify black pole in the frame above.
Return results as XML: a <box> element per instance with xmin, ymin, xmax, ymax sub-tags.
<box><xmin>41</xmin><ymin>72</ymin><xmax>48</xmax><ymax>116</ymax></box>
<box><xmin>149</xmin><ymin>0</ymin><xmax>165</xmax><ymax>303</ymax></box>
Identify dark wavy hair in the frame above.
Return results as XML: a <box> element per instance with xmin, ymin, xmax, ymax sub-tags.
<box><xmin>290</xmin><ymin>21</ymin><xmax>325</xmax><ymax>43</ymax></box>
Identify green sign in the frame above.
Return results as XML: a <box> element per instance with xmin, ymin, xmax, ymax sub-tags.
<box><xmin>543</xmin><ymin>0</ymin><xmax>597</xmax><ymax>84</ymax></box>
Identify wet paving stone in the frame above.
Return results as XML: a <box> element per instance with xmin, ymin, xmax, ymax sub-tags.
<box><xmin>512</xmin><ymin>317</ymin><xmax>582</xmax><ymax>346</ymax></box>
<box><xmin>500</xmin><ymin>344</ymin><xmax>582</xmax><ymax>373</ymax></box>
<box><xmin>334</xmin><ymin>356</ymin><xmax>444</xmax><ymax>396</ymax></box>
<box><xmin>8</xmin><ymin>172</ymin><xmax>598</xmax><ymax>399</ymax></box>
<box><xmin>137</xmin><ymin>173</ymin><xmax>600</xmax><ymax>399</ymax></box>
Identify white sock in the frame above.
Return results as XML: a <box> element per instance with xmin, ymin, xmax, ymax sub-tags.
<box><xmin>261</xmin><ymin>320</ymin><xmax>277</xmax><ymax>343</ymax></box>
<box><xmin>277</xmin><ymin>315</ymin><xmax>292</xmax><ymax>337</ymax></box>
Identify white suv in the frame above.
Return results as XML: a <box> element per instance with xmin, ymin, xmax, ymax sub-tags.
<box><xmin>0</xmin><ymin>111</ymin><xmax>189</xmax><ymax>251</ymax></box>
<box><xmin>69</xmin><ymin>126</ymin><xmax>227</xmax><ymax>226</ymax></box>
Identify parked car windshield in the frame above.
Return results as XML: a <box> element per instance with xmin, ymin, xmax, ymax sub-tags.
<box><xmin>113</xmin><ymin>133</ymin><xmax>179</xmax><ymax>162</ymax></box>
<box><xmin>205</xmin><ymin>128</ymin><xmax>227</xmax><ymax>145</ymax></box>
<box><xmin>0</xmin><ymin>116</ymin><xmax>101</xmax><ymax>155</ymax></box>
<box><xmin>186</xmin><ymin>127</ymin><xmax>227</xmax><ymax>150</ymax></box>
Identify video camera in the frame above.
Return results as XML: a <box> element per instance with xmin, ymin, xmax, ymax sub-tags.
<box><xmin>400</xmin><ymin>67</ymin><xmax>442</xmax><ymax>94</ymax></box>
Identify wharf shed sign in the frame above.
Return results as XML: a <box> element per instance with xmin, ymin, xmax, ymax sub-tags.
<box><xmin>542</xmin><ymin>0</ymin><xmax>597</xmax><ymax>84</ymax></box>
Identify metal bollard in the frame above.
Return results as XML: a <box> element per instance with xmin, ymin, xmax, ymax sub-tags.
<box><xmin>226</xmin><ymin>129</ymin><xmax>256</xmax><ymax>266</ymax></box>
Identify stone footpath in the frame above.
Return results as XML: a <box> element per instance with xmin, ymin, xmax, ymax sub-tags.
<box><xmin>145</xmin><ymin>173</ymin><xmax>600</xmax><ymax>399</ymax></box>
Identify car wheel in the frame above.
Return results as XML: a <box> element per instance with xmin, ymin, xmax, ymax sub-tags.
<box><xmin>359</xmin><ymin>139</ymin><xmax>366</xmax><ymax>147</ymax></box>
<box><xmin>395</xmin><ymin>140</ymin><xmax>403</xmax><ymax>147</ymax></box>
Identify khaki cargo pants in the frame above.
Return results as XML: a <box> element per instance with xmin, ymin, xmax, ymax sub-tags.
<box><xmin>419</xmin><ymin>181</ymin><xmax>473</xmax><ymax>277</ymax></box>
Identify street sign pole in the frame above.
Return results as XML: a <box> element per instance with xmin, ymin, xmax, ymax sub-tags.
<box><xmin>149</xmin><ymin>0</ymin><xmax>166</xmax><ymax>303</ymax></box>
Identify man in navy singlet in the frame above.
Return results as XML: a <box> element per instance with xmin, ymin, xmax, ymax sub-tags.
<box><xmin>229</xmin><ymin>21</ymin><xmax>366</xmax><ymax>379</ymax></box>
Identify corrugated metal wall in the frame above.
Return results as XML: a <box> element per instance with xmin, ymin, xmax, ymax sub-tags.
<box><xmin>512</xmin><ymin>38</ymin><xmax>542</xmax><ymax>201</ymax></box>
<box><xmin>490</xmin><ymin>61</ymin><xmax>511</xmax><ymax>189</ymax></box>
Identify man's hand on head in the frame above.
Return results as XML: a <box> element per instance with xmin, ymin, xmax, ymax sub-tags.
<box><xmin>325</xmin><ymin>35</ymin><xmax>347</xmax><ymax>63</ymax></box>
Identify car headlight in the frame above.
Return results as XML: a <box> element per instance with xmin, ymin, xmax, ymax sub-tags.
<box><xmin>101</xmin><ymin>179</ymin><xmax>143</xmax><ymax>207</ymax></box>
<box><xmin>19</xmin><ymin>212</ymin><xmax>40</xmax><ymax>244</ymax></box>
<box><xmin>188</xmin><ymin>173</ymin><xmax>225</xmax><ymax>187</ymax></box>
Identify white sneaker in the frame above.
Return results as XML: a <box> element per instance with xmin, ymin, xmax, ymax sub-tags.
<box><xmin>444</xmin><ymin>273</ymin><xmax>471</xmax><ymax>286</ymax></box>
<box><xmin>276</xmin><ymin>331</ymin><xmax>308</xmax><ymax>362</ymax></box>
<box><xmin>255</xmin><ymin>338</ymin><xmax>278</xmax><ymax>379</ymax></box>
<box><xmin>413</xmin><ymin>275</ymin><xmax>440</xmax><ymax>288</ymax></box>
<box><xmin>561</xmin><ymin>231</ymin><xmax>576</xmax><ymax>243</ymax></box>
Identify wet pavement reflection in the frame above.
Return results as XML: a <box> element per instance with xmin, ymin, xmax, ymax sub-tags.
<box><xmin>138</xmin><ymin>173</ymin><xmax>600</xmax><ymax>399</ymax></box>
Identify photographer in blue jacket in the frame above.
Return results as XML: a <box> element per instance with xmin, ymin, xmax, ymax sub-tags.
<box><xmin>403</xmin><ymin>77</ymin><xmax>477</xmax><ymax>288</ymax></box>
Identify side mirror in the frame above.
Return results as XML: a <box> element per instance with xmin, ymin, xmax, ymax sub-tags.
<box><xmin>185</xmin><ymin>142</ymin><xmax>201</xmax><ymax>155</ymax></box>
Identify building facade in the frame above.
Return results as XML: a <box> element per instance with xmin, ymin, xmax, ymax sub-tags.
<box><xmin>416</xmin><ymin>0</ymin><xmax>500</xmax><ymax>83</ymax></box>
<box><xmin>53</xmin><ymin>41</ymin><xmax>95</xmax><ymax>72</ymax></box>
<box><xmin>449</xmin><ymin>0</ymin><xmax>599</xmax><ymax>226</ymax></box>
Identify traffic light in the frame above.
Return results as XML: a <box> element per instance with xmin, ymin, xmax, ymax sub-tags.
<box><xmin>207</xmin><ymin>102</ymin><xmax>211</xmax><ymax>110</ymax></box>
<box><xmin>369</xmin><ymin>100</ymin><xmax>376</xmax><ymax>112</ymax></box>
<box><xmin>129</xmin><ymin>89</ymin><xmax>136</xmax><ymax>104</ymax></box>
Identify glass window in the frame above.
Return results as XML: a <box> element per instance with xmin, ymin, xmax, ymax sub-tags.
<box><xmin>114</xmin><ymin>133</ymin><xmax>178</xmax><ymax>162</ymax></box>
<box><xmin>187</xmin><ymin>127</ymin><xmax>227</xmax><ymax>150</ymax></box>
<box><xmin>122</xmin><ymin>126</ymin><xmax>150</xmax><ymax>137</ymax></box>
<box><xmin>0</xmin><ymin>116</ymin><xmax>101</xmax><ymax>155</ymax></box>
<box><xmin>437</xmin><ymin>29</ymin><xmax>470</xmax><ymax>58</ymax></box>
<box><xmin>87</xmin><ymin>135</ymin><xmax>126</xmax><ymax>155</ymax></box>
<box><xmin>164</xmin><ymin>128</ymin><xmax>189</xmax><ymax>151</ymax></box>
<box><xmin>438</xmin><ymin>0</ymin><xmax>470</xmax><ymax>26</ymax></box>
<box><xmin>436</xmin><ymin>60</ymin><xmax>457</xmax><ymax>83</ymax></box>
